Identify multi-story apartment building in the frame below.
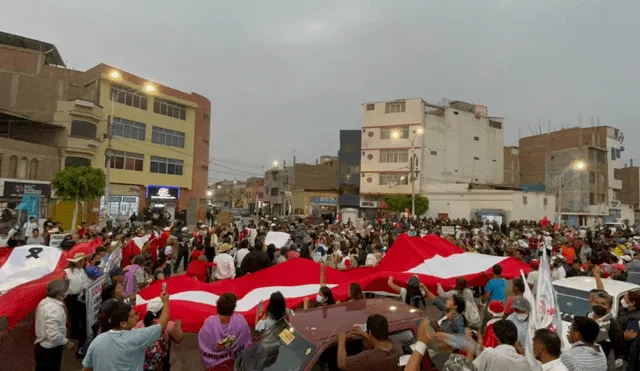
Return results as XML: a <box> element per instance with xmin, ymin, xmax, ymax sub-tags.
<box><xmin>0</xmin><ymin>31</ymin><xmax>211</xmax><ymax>227</ymax></box>
<box><xmin>338</xmin><ymin>130</ymin><xmax>361</xmax><ymax>211</ymax></box>
<box><xmin>244</xmin><ymin>177</ymin><xmax>264</xmax><ymax>214</ymax></box>
<box><xmin>619</xmin><ymin>160</ymin><xmax>639</xmax><ymax>218</ymax></box>
<box><xmin>359</xmin><ymin>98</ymin><xmax>504</xmax><ymax>214</ymax></box>
<box><xmin>264</xmin><ymin>157</ymin><xmax>340</xmax><ymax>217</ymax></box>
<box><xmin>519</xmin><ymin>126</ymin><xmax>633</xmax><ymax>226</ymax></box>
<box><xmin>211</xmin><ymin>180</ymin><xmax>246</xmax><ymax>209</ymax></box>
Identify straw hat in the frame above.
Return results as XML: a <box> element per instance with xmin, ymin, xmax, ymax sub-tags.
<box><xmin>66</xmin><ymin>252</ymin><xmax>87</xmax><ymax>263</ymax></box>
<box><xmin>218</xmin><ymin>243</ymin><xmax>233</xmax><ymax>253</ymax></box>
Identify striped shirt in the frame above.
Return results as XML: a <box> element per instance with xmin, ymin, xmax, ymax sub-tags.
<box><xmin>559</xmin><ymin>342</ymin><xmax>607</xmax><ymax>371</ymax></box>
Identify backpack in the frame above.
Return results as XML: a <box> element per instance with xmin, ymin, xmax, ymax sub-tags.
<box><xmin>464</xmin><ymin>299</ymin><xmax>481</xmax><ymax>329</ymax></box>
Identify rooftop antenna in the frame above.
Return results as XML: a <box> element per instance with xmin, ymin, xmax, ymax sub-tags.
<box><xmin>293</xmin><ymin>149</ymin><xmax>296</xmax><ymax>165</ymax></box>
<box><xmin>528</xmin><ymin>125</ymin><xmax>535</xmax><ymax>136</ymax></box>
<box><xmin>579</xmin><ymin>114</ymin><xmax>582</xmax><ymax>128</ymax></box>
<box><xmin>538</xmin><ymin>118</ymin><xmax>542</xmax><ymax>134</ymax></box>
<box><xmin>597</xmin><ymin>117</ymin><xmax>600</xmax><ymax>127</ymax></box>
<box><xmin>591</xmin><ymin>116</ymin><xmax>594</xmax><ymax>127</ymax></box>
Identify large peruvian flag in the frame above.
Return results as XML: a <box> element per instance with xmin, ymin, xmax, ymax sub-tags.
<box><xmin>136</xmin><ymin>234</ymin><xmax>529</xmax><ymax>333</ymax></box>
<box><xmin>0</xmin><ymin>239</ymin><xmax>102</xmax><ymax>330</ymax></box>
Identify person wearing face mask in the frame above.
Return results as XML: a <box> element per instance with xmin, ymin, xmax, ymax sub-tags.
<box><xmin>337</xmin><ymin>314</ymin><xmax>402</xmax><ymax>371</ymax></box>
<box><xmin>587</xmin><ymin>290</ymin><xmax>625</xmax><ymax>367</ymax></box>
<box><xmin>616</xmin><ymin>290</ymin><xmax>640</xmax><ymax>369</ymax></box>
<box><xmin>303</xmin><ymin>263</ymin><xmax>336</xmax><ymax>309</ymax></box>
<box><xmin>532</xmin><ymin>328</ymin><xmax>568</xmax><ymax>371</ymax></box>
<box><xmin>550</xmin><ymin>256</ymin><xmax>566</xmax><ymax>281</ymax></box>
<box><xmin>505</xmin><ymin>297</ymin><xmax>531</xmax><ymax>347</ymax></box>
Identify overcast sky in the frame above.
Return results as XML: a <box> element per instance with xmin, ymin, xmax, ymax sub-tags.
<box><xmin>5</xmin><ymin>0</ymin><xmax>640</xmax><ymax>182</ymax></box>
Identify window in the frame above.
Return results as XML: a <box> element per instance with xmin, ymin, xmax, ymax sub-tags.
<box><xmin>150</xmin><ymin>156</ymin><xmax>183</xmax><ymax>175</ymax></box>
<box><xmin>0</xmin><ymin>154</ymin><xmax>3</xmax><ymax>177</ymax></box>
<box><xmin>611</xmin><ymin>147</ymin><xmax>616</xmax><ymax>160</ymax></box>
<box><xmin>112</xmin><ymin>117</ymin><xmax>146</xmax><ymax>141</ymax></box>
<box><xmin>65</xmin><ymin>157</ymin><xmax>91</xmax><ymax>168</ymax></box>
<box><xmin>17</xmin><ymin>157</ymin><xmax>28</xmax><ymax>179</ymax></box>
<box><xmin>474</xmin><ymin>157</ymin><xmax>480</xmax><ymax>160</ymax></box>
<box><xmin>8</xmin><ymin>155</ymin><xmax>17</xmax><ymax>178</ymax></box>
<box><xmin>204</xmin><ymin>113</ymin><xmax>210</xmax><ymax>122</ymax></box>
<box><xmin>430</xmin><ymin>151</ymin><xmax>437</xmax><ymax>155</ymax></box>
<box><xmin>589</xmin><ymin>193</ymin><xmax>595</xmax><ymax>205</ymax></box>
<box><xmin>385</xmin><ymin>101</ymin><xmax>406</xmax><ymax>113</ymax></box>
<box><xmin>589</xmin><ymin>171</ymin><xmax>596</xmax><ymax>183</ymax></box>
<box><xmin>489</xmin><ymin>120</ymin><xmax>502</xmax><ymax>129</ymax></box>
<box><xmin>270</xmin><ymin>188</ymin><xmax>278</xmax><ymax>196</ymax></box>
<box><xmin>598</xmin><ymin>193</ymin><xmax>605</xmax><ymax>203</ymax></box>
<box><xmin>616</xmin><ymin>148</ymin><xmax>621</xmax><ymax>159</ymax></box>
<box><xmin>153</xmin><ymin>98</ymin><xmax>187</xmax><ymax>120</ymax></box>
<box><xmin>108</xmin><ymin>151</ymin><xmax>144</xmax><ymax>171</ymax></box>
<box><xmin>379</xmin><ymin>149</ymin><xmax>409</xmax><ymax>163</ymax></box>
<box><xmin>151</xmin><ymin>126</ymin><xmax>185</xmax><ymax>148</ymax></box>
<box><xmin>29</xmin><ymin>158</ymin><xmax>38</xmax><ymax>180</ymax></box>
<box><xmin>258</xmin><ymin>192</ymin><xmax>263</xmax><ymax>199</ymax></box>
<box><xmin>543</xmin><ymin>197</ymin><xmax>548</xmax><ymax>206</ymax></box>
<box><xmin>473</xmin><ymin>136</ymin><xmax>479</xmax><ymax>141</ymax></box>
<box><xmin>597</xmin><ymin>151</ymin><xmax>606</xmax><ymax>164</ymax></box>
<box><xmin>614</xmin><ymin>168</ymin><xmax>621</xmax><ymax>181</ymax></box>
<box><xmin>380</xmin><ymin>127</ymin><xmax>409</xmax><ymax>140</ymax></box>
<box><xmin>379</xmin><ymin>173</ymin><xmax>408</xmax><ymax>185</ymax></box>
<box><xmin>522</xmin><ymin>196</ymin><xmax>528</xmax><ymax>205</ymax></box>
<box><xmin>70</xmin><ymin>120</ymin><xmax>97</xmax><ymax>139</ymax></box>
<box><xmin>110</xmin><ymin>84</ymin><xmax>148</xmax><ymax>110</ymax></box>
<box><xmin>366</xmin><ymin>103</ymin><xmax>375</xmax><ymax>111</ymax></box>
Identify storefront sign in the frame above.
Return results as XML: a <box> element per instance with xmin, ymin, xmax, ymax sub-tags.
<box><xmin>311</xmin><ymin>197</ymin><xmax>336</xmax><ymax>206</ymax></box>
<box><xmin>441</xmin><ymin>226</ymin><xmax>455</xmax><ymax>236</ymax></box>
<box><xmin>146</xmin><ymin>185</ymin><xmax>180</xmax><ymax>200</ymax></box>
<box><xmin>3</xmin><ymin>181</ymin><xmax>51</xmax><ymax>198</ymax></box>
<box><xmin>86</xmin><ymin>275</ymin><xmax>108</xmax><ymax>336</ymax></box>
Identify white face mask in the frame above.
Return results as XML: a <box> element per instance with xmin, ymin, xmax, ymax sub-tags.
<box><xmin>621</xmin><ymin>298</ymin><xmax>630</xmax><ymax>309</ymax></box>
<box><xmin>515</xmin><ymin>313</ymin><xmax>529</xmax><ymax>321</ymax></box>
<box><xmin>316</xmin><ymin>295</ymin><xmax>324</xmax><ymax>303</ymax></box>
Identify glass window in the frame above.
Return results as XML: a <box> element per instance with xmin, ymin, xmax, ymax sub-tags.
<box><xmin>110</xmin><ymin>84</ymin><xmax>148</xmax><ymax>110</ymax></box>
<box><xmin>379</xmin><ymin>149</ymin><xmax>409</xmax><ymax>163</ymax></box>
<box><xmin>385</xmin><ymin>101</ymin><xmax>406</xmax><ymax>113</ymax></box>
<box><xmin>150</xmin><ymin>156</ymin><xmax>183</xmax><ymax>175</ymax></box>
<box><xmin>112</xmin><ymin>117</ymin><xmax>146</xmax><ymax>141</ymax></box>
<box><xmin>153</xmin><ymin>98</ymin><xmax>187</xmax><ymax>120</ymax></box>
<box><xmin>70</xmin><ymin>120</ymin><xmax>97</xmax><ymax>139</ymax></box>
<box><xmin>151</xmin><ymin>126</ymin><xmax>186</xmax><ymax>148</ymax></box>
<box><xmin>108</xmin><ymin>151</ymin><xmax>144</xmax><ymax>172</ymax></box>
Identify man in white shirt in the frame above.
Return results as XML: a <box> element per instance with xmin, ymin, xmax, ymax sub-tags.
<box><xmin>212</xmin><ymin>243</ymin><xmax>236</xmax><ymax>280</ymax></box>
<box><xmin>27</xmin><ymin>228</ymin><xmax>45</xmax><ymax>245</ymax></box>
<box><xmin>23</xmin><ymin>216</ymin><xmax>38</xmax><ymax>242</ymax></box>
<box><xmin>35</xmin><ymin>279</ymin><xmax>76</xmax><ymax>370</ymax></box>
<box><xmin>533</xmin><ymin>328</ymin><xmax>569</xmax><ymax>371</ymax></box>
<box><xmin>526</xmin><ymin>259</ymin><xmax>540</xmax><ymax>292</ymax></box>
<box><xmin>551</xmin><ymin>256</ymin><xmax>567</xmax><ymax>281</ymax></box>
<box><xmin>471</xmin><ymin>319</ymin><xmax>530</xmax><ymax>371</ymax></box>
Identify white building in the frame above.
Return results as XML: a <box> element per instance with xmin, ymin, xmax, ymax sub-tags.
<box><xmin>359</xmin><ymin>98</ymin><xmax>504</xmax><ymax>216</ymax></box>
<box><xmin>424</xmin><ymin>183</ymin><xmax>556</xmax><ymax>224</ymax></box>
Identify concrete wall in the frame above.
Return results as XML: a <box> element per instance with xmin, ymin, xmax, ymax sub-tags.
<box><xmin>619</xmin><ymin>166</ymin><xmax>639</xmax><ymax>209</ymax></box>
<box><xmin>423</xmin><ymin>183</ymin><xmax>556</xmax><ymax>222</ymax></box>
<box><xmin>503</xmin><ymin>146</ymin><xmax>520</xmax><ymax>186</ymax></box>
<box><xmin>421</xmin><ymin>108</ymin><xmax>504</xmax><ymax>185</ymax></box>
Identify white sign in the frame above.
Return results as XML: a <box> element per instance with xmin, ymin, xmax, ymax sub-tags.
<box><xmin>264</xmin><ymin>231</ymin><xmax>290</xmax><ymax>249</ymax></box>
<box><xmin>86</xmin><ymin>275</ymin><xmax>108</xmax><ymax>336</ymax></box>
<box><xmin>441</xmin><ymin>226</ymin><xmax>455</xmax><ymax>236</ymax></box>
<box><xmin>247</xmin><ymin>228</ymin><xmax>257</xmax><ymax>247</ymax></box>
<box><xmin>105</xmin><ymin>248</ymin><xmax>123</xmax><ymax>273</ymax></box>
<box><xmin>49</xmin><ymin>234</ymin><xmax>66</xmax><ymax>248</ymax></box>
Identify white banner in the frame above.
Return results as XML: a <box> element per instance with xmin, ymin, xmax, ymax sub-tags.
<box><xmin>247</xmin><ymin>228</ymin><xmax>257</xmax><ymax>247</ymax></box>
<box><xmin>440</xmin><ymin>226</ymin><xmax>455</xmax><ymax>236</ymax></box>
<box><xmin>264</xmin><ymin>231</ymin><xmax>290</xmax><ymax>249</ymax></box>
<box><xmin>49</xmin><ymin>234</ymin><xmax>66</xmax><ymax>248</ymax></box>
<box><xmin>0</xmin><ymin>245</ymin><xmax>61</xmax><ymax>293</ymax></box>
<box><xmin>105</xmin><ymin>248</ymin><xmax>122</xmax><ymax>273</ymax></box>
<box><xmin>86</xmin><ymin>275</ymin><xmax>108</xmax><ymax>335</ymax></box>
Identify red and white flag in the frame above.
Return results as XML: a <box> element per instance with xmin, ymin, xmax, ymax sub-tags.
<box><xmin>136</xmin><ymin>234</ymin><xmax>530</xmax><ymax>332</ymax></box>
<box><xmin>0</xmin><ymin>239</ymin><xmax>102</xmax><ymax>330</ymax></box>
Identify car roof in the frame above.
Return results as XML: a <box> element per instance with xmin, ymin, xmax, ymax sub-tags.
<box><xmin>289</xmin><ymin>298</ymin><xmax>422</xmax><ymax>344</ymax></box>
<box><xmin>553</xmin><ymin>276</ymin><xmax>640</xmax><ymax>296</ymax></box>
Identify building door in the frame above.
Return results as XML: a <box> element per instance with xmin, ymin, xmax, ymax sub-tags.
<box><xmin>437</xmin><ymin>213</ymin><xmax>449</xmax><ymax>220</ymax></box>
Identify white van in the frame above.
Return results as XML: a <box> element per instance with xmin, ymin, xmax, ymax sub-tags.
<box><xmin>553</xmin><ymin>276</ymin><xmax>639</xmax><ymax>347</ymax></box>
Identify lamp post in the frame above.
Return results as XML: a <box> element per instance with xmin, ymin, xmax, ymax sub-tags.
<box><xmin>556</xmin><ymin>160</ymin><xmax>587</xmax><ymax>224</ymax></box>
<box><xmin>103</xmin><ymin>69</ymin><xmax>121</xmax><ymax>225</ymax></box>
<box><xmin>391</xmin><ymin>126</ymin><xmax>424</xmax><ymax>217</ymax></box>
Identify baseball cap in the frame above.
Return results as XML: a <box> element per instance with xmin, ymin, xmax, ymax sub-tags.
<box><xmin>181</xmin><ymin>227</ymin><xmax>189</xmax><ymax>232</ymax></box>
<box><xmin>512</xmin><ymin>297</ymin><xmax>531</xmax><ymax>312</ymax></box>
<box><xmin>146</xmin><ymin>298</ymin><xmax>163</xmax><ymax>315</ymax></box>
<box><xmin>109</xmin><ymin>267</ymin><xmax>125</xmax><ymax>279</ymax></box>
<box><xmin>529</xmin><ymin>259</ymin><xmax>540</xmax><ymax>269</ymax></box>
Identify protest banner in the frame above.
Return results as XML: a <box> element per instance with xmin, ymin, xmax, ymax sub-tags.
<box><xmin>85</xmin><ymin>275</ymin><xmax>108</xmax><ymax>336</ymax></box>
<box><xmin>49</xmin><ymin>234</ymin><xmax>66</xmax><ymax>248</ymax></box>
<box><xmin>247</xmin><ymin>228</ymin><xmax>257</xmax><ymax>247</ymax></box>
<box><xmin>441</xmin><ymin>226</ymin><xmax>455</xmax><ymax>236</ymax></box>
<box><xmin>264</xmin><ymin>231</ymin><xmax>290</xmax><ymax>249</ymax></box>
<box><xmin>105</xmin><ymin>247</ymin><xmax>122</xmax><ymax>273</ymax></box>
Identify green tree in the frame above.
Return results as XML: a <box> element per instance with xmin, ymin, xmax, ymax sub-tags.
<box><xmin>383</xmin><ymin>194</ymin><xmax>429</xmax><ymax>216</ymax></box>
<box><xmin>52</xmin><ymin>166</ymin><xmax>106</xmax><ymax>230</ymax></box>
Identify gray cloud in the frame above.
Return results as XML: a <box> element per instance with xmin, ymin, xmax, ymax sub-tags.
<box><xmin>4</xmin><ymin>0</ymin><xmax>640</xmax><ymax>181</ymax></box>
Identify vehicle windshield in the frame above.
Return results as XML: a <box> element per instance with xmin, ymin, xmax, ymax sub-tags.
<box><xmin>554</xmin><ymin>285</ymin><xmax>591</xmax><ymax>317</ymax></box>
<box><xmin>235</xmin><ymin>318</ymin><xmax>316</xmax><ymax>371</ymax></box>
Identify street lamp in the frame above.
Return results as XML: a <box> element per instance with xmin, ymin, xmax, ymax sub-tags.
<box><xmin>409</xmin><ymin>127</ymin><xmax>425</xmax><ymax>217</ymax></box>
<box><xmin>143</xmin><ymin>82</ymin><xmax>157</xmax><ymax>94</ymax></box>
<box><xmin>391</xmin><ymin>130</ymin><xmax>401</xmax><ymax>140</ymax></box>
<box><xmin>109</xmin><ymin>70</ymin><xmax>121</xmax><ymax>80</ymax></box>
<box><xmin>574</xmin><ymin>160</ymin><xmax>586</xmax><ymax>170</ymax></box>
<box><xmin>207</xmin><ymin>190</ymin><xmax>213</xmax><ymax>197</ymax></box>
<box><xmin>272</xmin><ymin>160</ymin><xmax>279</xmax><ymax>169</ymax></box>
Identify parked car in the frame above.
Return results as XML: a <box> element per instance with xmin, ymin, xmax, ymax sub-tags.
<box><xmin>553</xmin><ymin>276</ymin><xmax>640</xmax><ymax>348</ymax></box>
<box><xmin>234</xmin><ymin>298</ymin><xmax>432</xmax><ymax>371</ymax></box>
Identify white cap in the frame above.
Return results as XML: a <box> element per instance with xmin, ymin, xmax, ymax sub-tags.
<box><xmin>147</xmin><ymin>298</ymin><xmax>163</xmax><ymax>315</ymax></box>
<box><xmin>181</xmin><ymin>227</ymin><xmax>188</xmax><ymax>232</ymax></box>
<box><xmin>110</xmin><ymin>241</ymin><xmax>118</xmax><ymax>247</ymax></box>
<box><xmin>163</xmin><ymin>227</ymin><xmax>170</xmax><ymax>232</ymax></box>
<box><xmin>270</xmin><ymin>223</ymin><xmax>276</xmax><ymax>227</ymax></box>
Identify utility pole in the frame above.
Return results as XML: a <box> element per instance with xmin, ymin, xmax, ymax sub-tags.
<box><xmin>102</xmin><ymin>92</ymin><xmax>115</xmax><ymax>226</ymax></box>
<box><xmin>410</xmin><ymin>154</ymin><xmax>416</xmax><ymax>218</ymax></box>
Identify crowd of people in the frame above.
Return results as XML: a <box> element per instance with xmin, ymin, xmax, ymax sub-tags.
<box><xmin>22</xmin><ymin>213</ymin><xmax>640</xmax><ymax>370</ymax></box>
